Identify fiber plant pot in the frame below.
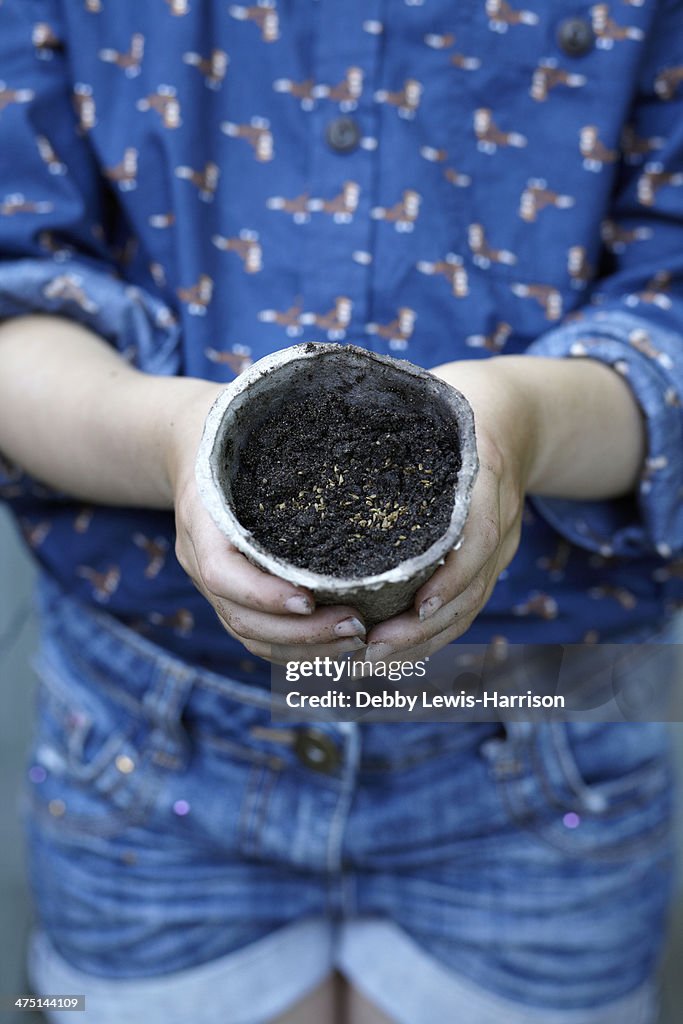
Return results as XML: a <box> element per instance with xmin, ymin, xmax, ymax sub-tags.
<box><xmin>196</xmin><ymin>343</ymin><xmax>479</xmax><ymax>626</ymax></box>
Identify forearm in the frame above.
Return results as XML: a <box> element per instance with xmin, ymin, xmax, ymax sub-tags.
<box><xmin>432</xmin><ymin>355</ymin><xmax>647</xmax><ymax>501</ymax></box>
<box><xmin>0</xmin><ymin>315</ymin><xmax>647</xmax><ymax>511</ymax></box>
<box><xmin>0</xmin><ymin>315</ymin><xmax>221</xmax><ymax>507</ymax></box>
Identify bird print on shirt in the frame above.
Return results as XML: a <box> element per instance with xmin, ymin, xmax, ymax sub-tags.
<box><xmin>183</xmin><ymin>49</ymin><xmax>229</xmax><ymax>89</ymax></box>
<box><xmin>299</xmin><ymin>297</ymin><xmax>353</xmax><ymax>340</ymax></box>
<box><xmin>229</xmin><ymin>2</ymin><xmax>279</xmax><ymax>43</ymax></box>
<box><xmin>519</xmin><ymin>179</ymin><xmax>575</xmax><ymax>222</ymax></box>
<box><xmin>0</xmin><ymin>82</ymin><xmax>35</xmax><ymax>114</ymax></box>
<box><xmin>485</xmin><ymin>0</ymin><xmax>539</xmax><ymax>32</ymax></box>
<box><xmin>590</xmin><ymin>4</ymin><xmax>644</xmax><ymax>48</ymax></box>
<box><xmin>212</xmin><ymin>231</ymin><xmax>263</xmax><ymax>272</ymax></box>
<box><xmin>99</xmin><ymin>33</ymin><xmax>144</xmax><ymax>77</ymax></box>
<box><xmin>307</xmin><ymin>182</ymin><xmax>361</xmax><ymax>223</ymax></box>
<box><xmin>221</xmin><ymin>117</ymin><xmax>274</xmax><ymax>161</ymax></box>
<box><xmin>366</xmin><ymin>308</ymin><xmax>417</xmax><ymax>350</ymax></box>
<box><xmin>175</xmin><ymin>162</ymin><xmax>220</xmax><ymax>202</ymax></box>
<box><xmin>474</xmin><ymin>108</ymin><xmax>527</xmax><ymax>153</ymax></box>
<box><xmin>417</xmin><ymin>254</ymin><xmax>469</xmax><ymax>296</ymax></box>
<box><xmin>137</xmin><ymin>86</ymin><xmax>181</xmax><ymax>128</ymax></box>
<box><xmin>371</xmin><ymin>191</ymin><xmax>421</xmax><ymax>232</ymax></box>
<box><xmin>105</xmin><ymin>148</ymin><xmax>138</xmax><ymax>191</ymax></box>
<box><xmin>374</xmin><ymin>79</ymin><xmax>423</xmax><ymax>119</ymax></box>
<box><xmin>530</xmin><ymin>60</ymin><xmax>586</xmax><ymax>102</ymax></box>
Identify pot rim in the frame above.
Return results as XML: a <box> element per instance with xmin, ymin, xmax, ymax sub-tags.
<box><xmin>195</xmin><ymin>343</ymin><xmax>479</xmax><ymax>594</ymax></box>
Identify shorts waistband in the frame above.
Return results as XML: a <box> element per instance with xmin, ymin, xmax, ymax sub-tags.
<box><xmin>32</xmin><ymin>574</ymin><xmax>502</xmax><ymax>766</ymax></box>
<box><xmin>35</xmin><ymin>573</ymin><xmax>277</xmax><ymax>711</ymax></box>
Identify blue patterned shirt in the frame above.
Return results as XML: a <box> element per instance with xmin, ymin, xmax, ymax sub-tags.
<box><xmin>1</xmin><ymin>0</ymin><xmax>683</xmax><ymax>681</ymax></box>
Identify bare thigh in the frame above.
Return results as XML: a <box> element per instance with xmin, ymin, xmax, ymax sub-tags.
<box><xmin>267</xmin><ymin>972</ymin><xmax>396</xmax><ymax>1024</ymax></box>
<box><xmin>344</xmin><ymin>983</ymin><xmax>396</xmax><ymax>1024</ymax></box>
<box><xmin>268</xmin><ymin>971</ymin><xmax>343</xmax><ymax>1024</ymax></box>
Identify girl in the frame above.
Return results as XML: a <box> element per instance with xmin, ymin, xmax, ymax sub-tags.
<box><xmin>0</xmin><ymin>1</ymin><xmax>681</xmax><ymax>1021</ymax></box>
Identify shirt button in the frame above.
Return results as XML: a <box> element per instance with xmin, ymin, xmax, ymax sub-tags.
<box><xmin>294</xmin><ymin>728</ymin><xmax>341</xmax><ymax>773</ymax></box>
<box><xmin>557</xmin><ymin>17</ymin><xmax>594</xmax><ymax>57</ymax></box>
<box><xmin>326</xmin><ymin>116</ymin><xmax>361</xmax><ymax>154</ymax></box>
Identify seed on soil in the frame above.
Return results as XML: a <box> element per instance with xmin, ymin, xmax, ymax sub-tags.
<box><xmin>230</xmin><ymin>389</ymin><xmax>460</xmax><ymax>577</ymax></box>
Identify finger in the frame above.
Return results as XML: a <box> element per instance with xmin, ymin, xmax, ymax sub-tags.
<box><xmin>188</xmin><ymin>510</ymin><xmax>317</xmax><ymax>615</ymax></box>
<box><xmin>369</xmin><ymin>548</ymin><xmax>500</xmax><ymax>648</ymax></box>
<box><xmin>359</xmin><ymin>607</ymin><xmax>482</xmax><ymax>667</ymax></box>
<box><xmin>193</xmin><ymin>569</ymin><xmax>368</xmax><ymax>647</ymax></box>
<box><xmin>240</xmin><ymin>637</ymin><xmax>367</xmax><ymax>666</ymax></box>
<box><xmin>413</xmin><ymin>461</ymin><xmax>502</xmax><ymax>621</ymax></box>
<box><xmin>365</xmin><ymin>532</ymin><xmax>521</xmax><ymax>661</ymax></box>
<box><xmin>211</xmin><ymin>597</ymin><xmax>367</xmax><ymax>645</ymax></box>
<box><xmin>359</xmin><ymin>579</ymin><xmax>500</xmax><ymax>665</ymax></box>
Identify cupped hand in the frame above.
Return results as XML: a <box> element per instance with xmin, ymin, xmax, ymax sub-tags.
<box><xmin>167</xmin><ymin>381</ymin><xmax>367</xmax><ymax>664</ymax></box>
<box><xmin>356</xmin><ymin>358</ymin><xmax>539</xmax><ymax>663</ymax></box>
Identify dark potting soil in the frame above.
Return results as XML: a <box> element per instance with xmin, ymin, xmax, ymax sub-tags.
<box><xmin>231</xmin><ymin>390</ymin><xmax>461</xmax><ymax>578</ymax></box>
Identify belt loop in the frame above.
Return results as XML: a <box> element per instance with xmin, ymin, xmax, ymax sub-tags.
<box><xmin>142</xmin><ymin>660</ymin><xmax>196</xmax><ymax>768</ymax></box>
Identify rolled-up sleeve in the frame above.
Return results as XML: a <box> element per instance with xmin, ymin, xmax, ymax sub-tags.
<box><xmin>0</xmin><ymin>0</ymin><xmax>179</xmax><ymax>496</ymax></box>
<box><xmin>528</xmin><ymin>1</ymin><xmax>683</xmax><ymax>561</ymax></box>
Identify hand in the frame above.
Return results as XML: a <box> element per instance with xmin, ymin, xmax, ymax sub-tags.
<box><xmin>168</xmin><ymin>381</ymin><xmax>367</xmax><ymax>665</ymax></box>
<box><xmin>355</xmin><ymin>358</ymin><xmax>538</xmax><ymax>663</ymax></box>
<box><xmin>168</xmin><ymin>354</ymin><xmax>642</xmax><ymax>668</ymax></box>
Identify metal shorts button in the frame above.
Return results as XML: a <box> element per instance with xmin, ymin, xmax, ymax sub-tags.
<box><xmin>294</xmin><ymin>728</ymin><xmax>341</xmax><ymax>773</ymax></box>
<box><xmin>326</xmin><ymin>116</ymin><xmax>361</xmax><ymax>154</ymax></box>
<box><xmin>557</xmin><ymin>17</ymin><xmax>595</xmax><ymax>57</ymax></box>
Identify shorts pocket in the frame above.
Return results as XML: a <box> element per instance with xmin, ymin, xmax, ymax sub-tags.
<box><xmin>25</xmin><ymin>654</ymin><xmax>186</xmax><ymax>840</ymax></box>
<box><xmin>485</xmin><ymin>721</ymin><xmax>674</xmax><ymax>861</ymax></box>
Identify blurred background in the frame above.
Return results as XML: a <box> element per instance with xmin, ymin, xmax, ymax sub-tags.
<box><xmin>1</xmin><ymin>502</ymin><xmax>683</xmax><ymax>1023</ymax></box>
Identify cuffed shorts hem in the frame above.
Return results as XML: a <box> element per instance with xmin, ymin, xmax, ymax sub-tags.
<box><xmin>28</xmin><ymin>921</ymin><xmax>333</xmax><ymax>1024</ymax></box>
<box><xmin>338</xmin><ymin>919</ymin><xmax>658</xmax><ymax>1024</ymax></box>
<box><xmin>29</xmin><ymin>916</ymin><xmax>658</xmax><ymax>1024</ymax></box>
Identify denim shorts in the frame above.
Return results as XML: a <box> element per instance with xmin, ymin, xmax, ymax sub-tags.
<box><xmin>22</xmin><ymin>576</ymin><xmax>675</xmax><ymax>1024</ymax></box>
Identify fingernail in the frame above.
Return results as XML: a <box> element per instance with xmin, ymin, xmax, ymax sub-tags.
<box><xmin>343</xmin><ymin>637</ymin><xmax>367</xmax><ymax>651</ymax></box>
<box><xmin>419</xmin><ymin>595</ymin><xmax>443</xmax><ymax>621</ymax></box>
<box><xmin>285</xmin><ymin>595</ymin><xmax>313</xmax><ymax>615</ymax></box>
<box><xmin>334</xmin><ymin>616</ymin><xmax>366</xmax><ymax>638</ymax></box>
<box><xmin>365</xmin><ymin>642</ymin><xmax>392</xmax><ymax>662</ymax></box>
